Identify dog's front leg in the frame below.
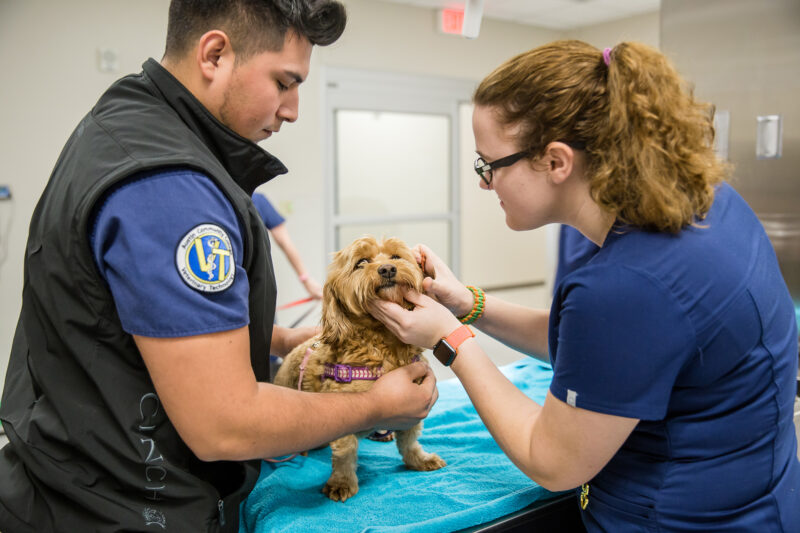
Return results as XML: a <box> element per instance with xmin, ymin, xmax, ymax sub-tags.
<box><xmin>396</xmin><ymin>422</ymin><xmax>446</xmax><ymax>471</ymax></box>
<box><xmin>323</xmin><ymin>434</ymin><xmax>359</xmax><ymax>502</ymax></box>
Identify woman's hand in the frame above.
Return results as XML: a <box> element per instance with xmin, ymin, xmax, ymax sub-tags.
<box><xmin>369</xmin><ymin>288</ymin><xmax>462</xmax><ymax>350</ymax></box>
<box><xmin>414</xmin><ymin>244</ymin><xmax>474</xmax><ymax>317</ymax></box>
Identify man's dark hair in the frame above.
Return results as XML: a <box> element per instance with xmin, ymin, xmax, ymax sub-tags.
<box><xmin>164</xmin><ymin>0</ymin><xmax>346</xmax><ymax>62</ymax></box>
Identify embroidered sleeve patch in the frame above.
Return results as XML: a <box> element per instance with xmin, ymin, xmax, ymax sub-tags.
<box><xmin>175</xmin><ymin>223</ymin><xmax>235</xmax><ymax>293</ymax></box>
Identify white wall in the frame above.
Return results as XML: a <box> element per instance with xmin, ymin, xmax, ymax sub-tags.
<box><xmin>0</xmin><ymin>0</ymin><xmax>170</xmax><ymax>397</ymax></box>
<box><xmin>569</xmin><ymin>10</ymin><xmax>660</xmax><ymax>49</ymax></box>
<box><xmin>0</xmin><ymin>0</ymin><xmax>659</xmax><ymax>392</ymax></box>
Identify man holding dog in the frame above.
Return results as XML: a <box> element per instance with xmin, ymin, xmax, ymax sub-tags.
<box><xmin>0</xmin><ymin>1</ymin><xmax>438</xmax><ymax>531</ymax></box>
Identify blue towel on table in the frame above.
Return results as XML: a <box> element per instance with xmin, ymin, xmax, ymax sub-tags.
<box><xmin>240</xmin><ymin>358</ymin><xmax>560</xmax><ymax>533</ymax></box>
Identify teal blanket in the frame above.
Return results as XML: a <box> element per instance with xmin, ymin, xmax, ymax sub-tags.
<box><xmin>240</xmin><ymin>358</ymin><xmax>559</xmax><ymax>533</ymax></box>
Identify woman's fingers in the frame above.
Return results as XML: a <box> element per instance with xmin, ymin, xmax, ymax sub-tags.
<box><xmin>401</xmin><ymin>287</ymin><xmax>427</xmax><ymax>306</ymax></box>
<box><xmin>414</xmin><ymin>243</ymin><xmax>441</xmax><ymax>278</ymax></box>
<box><xmin>368</xmin><ymin>299</ymin><xmax>402</xmax><ymax>329</ymax></box>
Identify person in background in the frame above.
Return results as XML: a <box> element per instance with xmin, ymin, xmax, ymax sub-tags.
<box><xmin>0</xmin><ymin>2</ymin><xmax>438</xmax><ymax>531</ymax></box>
<box><xmin>252</xmin><ymin>191</ymin><xmax>323</xmax><ymax>300</ymax></box>
<box><xmin>251</xmin><ymin>191</ymin><xmax>320</xmax><ymax>381</ymax></box>
<box><xmin>371</xmin><ymin>40</ymin><xmax>799</xmax><ymax>531</ymax></box>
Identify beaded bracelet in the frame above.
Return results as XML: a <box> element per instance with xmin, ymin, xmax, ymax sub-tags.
<box><xmin>458</xmin><ymin>285</ymin><xmax>485</xmax><ymax>325</ymax></box>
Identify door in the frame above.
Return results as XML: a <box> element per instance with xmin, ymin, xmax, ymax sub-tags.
<box><xmin>324</xmin><ymin>68</ymin><xmax>475</xmax><ymax>274</ymax></box>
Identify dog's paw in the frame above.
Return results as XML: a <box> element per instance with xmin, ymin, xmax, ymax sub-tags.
<box><xmin>322</xmin><ymin>477</ymin><xmax>359</xmax><ymax>502</ymax></box>
<box><xmin>405</xmin><ymin>451</ymin><xmax>446</xmax><ymax>472</ymax></box>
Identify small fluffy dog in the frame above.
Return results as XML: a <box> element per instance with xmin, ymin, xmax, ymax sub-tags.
<box><xmin>274</xmin><ymin>236</ymin><xmax>446</xmax><ymax>502</ymax></box>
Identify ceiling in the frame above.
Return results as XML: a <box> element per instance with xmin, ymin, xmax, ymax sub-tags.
<box><xmin>374</xmin><ymin>0</ymin><xmax>661</xmax><ymax>30</ymax></box>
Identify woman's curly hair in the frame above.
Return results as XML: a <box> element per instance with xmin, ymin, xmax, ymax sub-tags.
<box><xmin>473</xmin><ymin>40</ymin><xmax>729</xmax><ymax>233</ymax></box>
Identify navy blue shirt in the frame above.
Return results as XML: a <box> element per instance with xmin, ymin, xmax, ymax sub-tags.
<box><xmin>554</xmin><ymin>224</ymin><xmax>600</xmax><ymax>291</ymax></box>
<box><xmin>549</xmin><ymin>184</ymin><xmax>800</xmax><ymax>531</ymax></box>
<box><xmin>252</xmin><ymin>193</ymin><xmax>285</xmax><ymax>230</ymax></box>
<box><xmin>89</xmin><ymin>168</ymin><xmax>250</xmax><ymax>337</ymax></box>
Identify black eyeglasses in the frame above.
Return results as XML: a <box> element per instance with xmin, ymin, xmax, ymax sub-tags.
<box><xmin>473</xmin><ymin>141</ymin><xmax>586</xmax><ymax>187</ymax></box>
<box><xmin>473</xmin><ymin>151</ymin><xmax>530</xmax><ymax>187</ymax></box>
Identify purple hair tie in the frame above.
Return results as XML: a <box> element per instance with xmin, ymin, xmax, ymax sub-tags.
<box><xmin>602</xmin><ymin>47</ymin><xmax>613</xmax><ymax>66</ymax></box>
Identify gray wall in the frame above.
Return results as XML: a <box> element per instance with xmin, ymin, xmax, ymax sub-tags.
<box><xmin>661</xmin><ymin>0</ymin><xmax>800</xmax><ymax>303</ymax></box>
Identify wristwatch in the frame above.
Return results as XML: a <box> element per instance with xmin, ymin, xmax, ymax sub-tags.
<box><xmin>432</xmin><ymin>325</ymin><xmax>475</xmax><ymax>366</ymax></box>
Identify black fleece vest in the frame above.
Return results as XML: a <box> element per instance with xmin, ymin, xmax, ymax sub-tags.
<box><xmin>0</xmin><ymin>59</ymin><xmax>285</xmax><ymax>533</ymax></box>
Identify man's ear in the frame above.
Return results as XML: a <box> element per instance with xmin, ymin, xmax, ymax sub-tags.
<box><xmin>196</xmin><ymin>30</ymin><xmax>233</xmax><ymax>82</ymax></box>
<box><xmin>543</xmin><ymin>142</ymin><xmax>576</xmax><ymax>185</ymax></box>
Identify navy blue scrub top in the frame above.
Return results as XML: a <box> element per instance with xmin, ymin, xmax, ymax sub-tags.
<box><xmin>89</xmin><ymin>168</ymin><xmax>250</xmax><ymax>337</ymax></box>
<box><xmin>549</xmin><ymin>184</ymin><xmax>800</xmax><ymax>531</ymax></box>
<box><xmin>251</xmin><ymin>192</ymin><xmax>285</xmax><ymax>230</ymax></box>
<box><xmin>554</xmin><ymin>224</ymin><xmax>600</xmax><ymax>291</ymax></box>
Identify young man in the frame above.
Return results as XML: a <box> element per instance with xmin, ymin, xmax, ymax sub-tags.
<box><xmin>0</xmin><ymin>2</ymin><xmax>438</xmax><ymax>531</ymax></box>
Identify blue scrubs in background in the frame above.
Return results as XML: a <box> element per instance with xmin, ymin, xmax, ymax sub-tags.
<box><xmin>549</xmin><ymin>184</ymin><xmax>799</xmax><ymax>531</ymax></box>
<box><xmin>250</xmin><ymin>191</ymin><xmax>288</xmax><ymax>370</ymax></box>
<box><xmin>251</xmin><ymin>193</ymin><xmax>285</xmax><ymax>231</ymax></box>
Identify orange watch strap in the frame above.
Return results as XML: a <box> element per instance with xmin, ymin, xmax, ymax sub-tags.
<box><xmin>444</xmin><ymin>325</ymin><xmax>475</xmax><ymax>352</ymax></box>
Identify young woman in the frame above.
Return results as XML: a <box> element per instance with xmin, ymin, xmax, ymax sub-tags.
<box><xmin>370</xmin><ymin>40</ymin><xmax>799</xmax><ymax>531</ymax></box>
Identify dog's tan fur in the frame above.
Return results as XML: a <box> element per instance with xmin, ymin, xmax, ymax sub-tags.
<box><xmin>274</xmin><ymin>236</ymin><xmax>446</xmax><ymax>501</ymax></box>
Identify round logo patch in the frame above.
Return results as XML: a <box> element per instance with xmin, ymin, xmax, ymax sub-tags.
<box><xmin>175</xmin><ymin>224</ymin><xmax>235</xmax><ymax>293</ymax></box>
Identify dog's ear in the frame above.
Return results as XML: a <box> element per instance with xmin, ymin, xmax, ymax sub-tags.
<box><xmin>319</xmin><ymin>277</ymin><xmax>356</xmax><ymax>345</ymax></box>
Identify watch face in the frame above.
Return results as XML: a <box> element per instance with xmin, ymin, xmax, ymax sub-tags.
<box><xmin>433</xmin><ymin>339</ymin><xmax>456</xmax><ymax>366</ymax></box>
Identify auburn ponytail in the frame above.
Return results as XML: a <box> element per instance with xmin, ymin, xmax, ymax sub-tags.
<box><xmin>474</xmin><ymin>40</ymin><xmax>729</xmax><ymax>233</ymax></box>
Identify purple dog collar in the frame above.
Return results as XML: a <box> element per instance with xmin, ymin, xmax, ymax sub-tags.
<box><xmin>323</xmin><ymin>363</ymin><xmax>383</xmax><ymax>383</ymax></box>
<box><xmin>322</xmin><ymin>356</ymin><xmax>421</xmax><ymax>384</ymax></box>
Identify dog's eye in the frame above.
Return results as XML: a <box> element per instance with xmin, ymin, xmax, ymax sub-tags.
<box><xmin>354</xmin><ymin>258</ymin><xmax>370</xmax><ymax>270</ymax></box>
<box><xmin>390</xmin><ymin>255</ymin><xmax>401</xmax><ymax>260</ymax></box>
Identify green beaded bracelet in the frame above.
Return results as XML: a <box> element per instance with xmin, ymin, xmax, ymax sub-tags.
<box><xmin>459</xmin><ymin>285</ymin><xmax>485</xmax><ymax>325</ymax></box>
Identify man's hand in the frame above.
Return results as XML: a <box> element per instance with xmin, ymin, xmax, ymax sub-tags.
<box><xmin>367</xmin><ymin>362</ymin><xmax>439</xmax><ymax>430</ymax></box>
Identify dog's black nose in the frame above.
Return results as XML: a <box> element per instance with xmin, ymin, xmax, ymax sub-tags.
<box><xmin>378</xmin><ymin>264</ymin><xmax>396</xmax><ymax>279</ymax></box>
